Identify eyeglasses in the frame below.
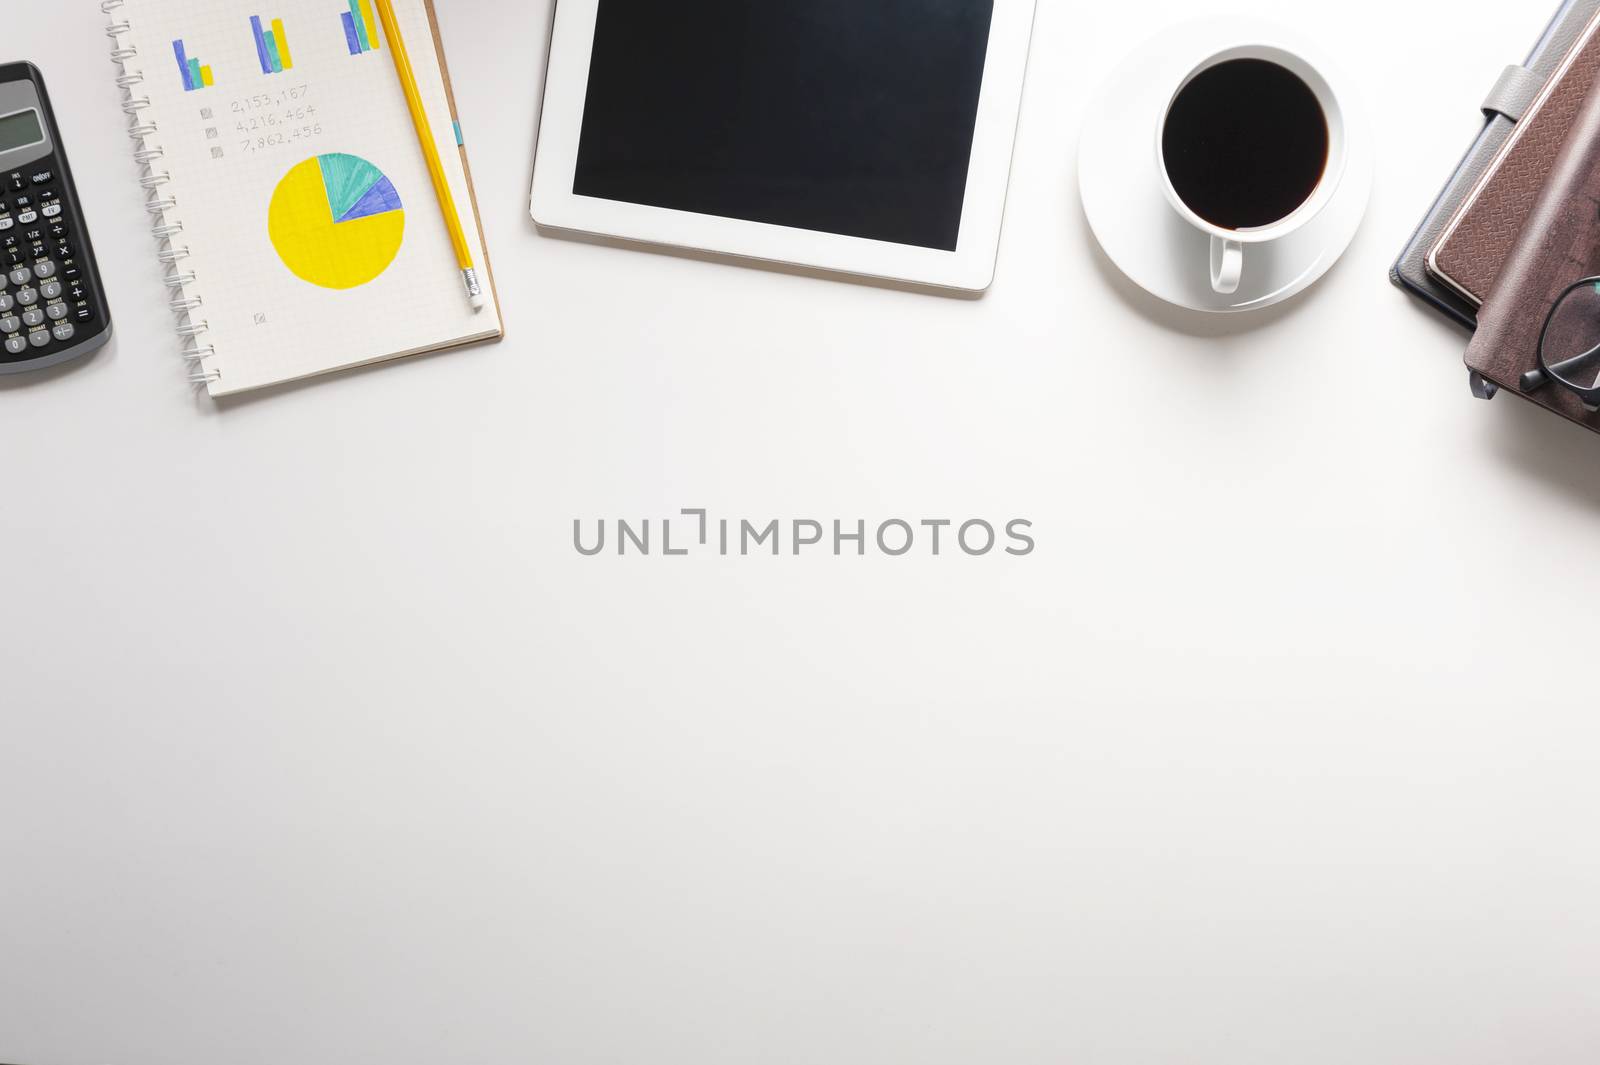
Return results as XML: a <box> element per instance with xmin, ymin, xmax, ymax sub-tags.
<box><xmin>1523</xmin><ymin>276</ymin><xmax>1600</xmax><ymax>411</ymax></box>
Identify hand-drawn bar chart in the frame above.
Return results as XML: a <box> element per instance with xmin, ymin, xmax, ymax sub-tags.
<box><xmin>250</xmin><ymin>15</ymin><xmax>295</xmax><ymax>75</ymax></box>
<box><xmin>172</xmin><ymin>39</ymin><xmax>214</xmax><ymax>92</ymax></box>
<box><xmin>341</xmin><ymin>0</ymin><xmax>382</xmax><ymax>55</ymax></box>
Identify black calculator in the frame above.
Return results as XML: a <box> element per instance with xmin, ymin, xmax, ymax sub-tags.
<box><xmin>0</xmin><ymin>62</ymin><xmax>112</xmax><ymax>375</ymax></box>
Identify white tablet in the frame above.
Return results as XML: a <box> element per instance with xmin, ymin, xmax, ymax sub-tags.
<box><xmin>530</xmin><ymin>0</ymin><xmax>1037</xmax><ymax>292</ymax></box>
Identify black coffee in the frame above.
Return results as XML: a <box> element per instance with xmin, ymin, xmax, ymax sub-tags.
<box><xmin>1161</xmin><ymin>58</ymin><xmax>1329</xmax><ymax>231</ymax></box>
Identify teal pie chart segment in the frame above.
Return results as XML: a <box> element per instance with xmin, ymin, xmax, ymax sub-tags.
<box><xmin>317</xmin><ymin>153</ymin><xmax>389</xmax><ymax>221</ymax></box>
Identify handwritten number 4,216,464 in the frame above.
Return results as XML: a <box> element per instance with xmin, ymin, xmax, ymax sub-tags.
<box><xmin>235</xmin><ymin>107</ymin><xmax>316</xmax><ymax>134</ymax></box>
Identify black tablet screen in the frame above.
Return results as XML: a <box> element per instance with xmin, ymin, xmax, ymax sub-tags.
<box><xmin>572</xmin><ymin>0</ymin><xmax>996</xmax><ymax>252</ymax></box>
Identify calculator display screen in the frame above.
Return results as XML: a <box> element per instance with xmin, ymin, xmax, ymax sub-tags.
<box><xmin>0</xmin><ymin>109</ymin><xmax>44</xmax><ymax>154</ymax></box>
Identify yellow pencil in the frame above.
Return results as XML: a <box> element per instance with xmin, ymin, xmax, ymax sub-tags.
<box><xmin>371</xmin><ymin>0</ymin><xmax>485</xmax><ymax>309</ymax></box>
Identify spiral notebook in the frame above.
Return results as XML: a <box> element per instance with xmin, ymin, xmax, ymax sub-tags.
<box><xmin>104</xmin><ymin>0</ymin><xmax>502</xmax><ymax>397</ymax></box>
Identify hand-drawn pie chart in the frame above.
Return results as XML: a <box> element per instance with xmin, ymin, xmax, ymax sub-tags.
<box><xmin>268</xmin><ymin>153</ymin><xmax>405</xmax><ymax>289</ymax></box>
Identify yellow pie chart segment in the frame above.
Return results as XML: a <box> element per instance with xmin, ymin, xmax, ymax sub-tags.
<box><xmin>268</xmin><ymin>154</ymin><xmax>405</xmax><ymax>290</ymax></box>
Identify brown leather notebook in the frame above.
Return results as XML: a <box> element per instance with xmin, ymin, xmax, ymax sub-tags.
<box><xmin>1465</xmin><ymin>69</ymin><xmax>1600</xmax><ymax>431</ymax></box>
<box><xmin>1430</xmin><ymin>8</ymin><xmax>1600</xmax><ymax>305</ymax></box>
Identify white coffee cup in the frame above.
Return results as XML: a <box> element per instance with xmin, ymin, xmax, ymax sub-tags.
<box><xmin>1155</xmin><ymin>44</ymin><xmax>1347</xmax><ymax>295</ymax></box>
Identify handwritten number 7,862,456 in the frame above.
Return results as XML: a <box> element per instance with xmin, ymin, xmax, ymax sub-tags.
<box><xmin>239</xmin><ymin>124</ymin><xmax>323</xmax><ymax>155</ymax></box>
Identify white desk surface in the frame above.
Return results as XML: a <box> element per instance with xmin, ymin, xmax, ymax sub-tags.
<box><xmin>6</xmin><ymin>2</ymin><xmax>1600</xmax><ymax>1062</ymax></box>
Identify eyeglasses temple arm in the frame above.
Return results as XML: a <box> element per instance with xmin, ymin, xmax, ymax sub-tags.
<box><xmin>1525</xmin><ymin>337</ymin><xmax>1600</xmax><ymax>393</ymax></box>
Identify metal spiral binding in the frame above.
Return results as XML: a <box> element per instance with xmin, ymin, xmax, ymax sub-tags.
<box><xmin>104</xmin><ymin>0</ymin><xmax>219</xmax><ymax>387</ymax></box>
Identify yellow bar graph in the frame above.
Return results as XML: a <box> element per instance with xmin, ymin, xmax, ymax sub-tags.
<box><xmin>200</xmin><ymin>64</ymin><xmax>214</xmax><ymax>87</ymax></box>
<box><xmin>271</xmin><ymin>18</ymin><xmax>293</xmax><ymax>69</ymax></box>
<box><xmin>358</xmin><ymin>0</ymin><xmax>380</xmax><ymax>49</ymax></box>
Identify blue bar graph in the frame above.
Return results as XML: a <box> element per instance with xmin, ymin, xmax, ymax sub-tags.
<box><xmin>250</xmin><ymin>16</ymin><xmax>270</xmax><ymax>72</ymax></box>
<box><xmin>174</xmin><ymin>38</ymin><xmax>191</xmax><ymax>91</ymax></box>
<box><xmin>341</xmin><ymin>0</ymin><xmax>379</xmax><ymax>55</ymax></box>
<box><xmin>249</xmin><ymin>15</ymin><xmax>293</xmax><ymax>75</ymax></box>
<box><xmin>171</xmin><ymin>38</ymin><xmax>213</xmax><ymax>91</ymax></box>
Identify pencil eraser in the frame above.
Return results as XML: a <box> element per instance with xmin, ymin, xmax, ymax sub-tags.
<box><xmin>469</xmin><ymin>293</ymin><xmax>487</xmax><ymax>311</ymax></box>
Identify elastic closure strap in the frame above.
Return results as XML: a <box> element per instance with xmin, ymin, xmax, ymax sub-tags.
<box><xmin>1483</xmin><ymin>65</ymin><xmax>1542</xmax><ymax>122</ymax></box>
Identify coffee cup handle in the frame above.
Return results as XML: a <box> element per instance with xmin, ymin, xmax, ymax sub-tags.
<box><xmin>1210</xmin><ymin>236</ymin><xmax>1243</xmax><ymax>295</ymax></box>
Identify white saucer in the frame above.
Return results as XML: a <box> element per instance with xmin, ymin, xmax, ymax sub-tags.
<box><xmin>1079</xmin><ymin>18</ymin><xmax>1372</xmax><ymax>314</ymax></box>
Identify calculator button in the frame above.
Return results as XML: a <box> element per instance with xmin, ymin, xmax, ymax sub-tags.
<box><xmin>16</xmin><ymin>287</ymin><xmax>37</xmax><ymax>306</ymax></box>
<box><xmin>40</xmin><ymin>281</ymin><xmax>61</xmax><ymax>300</ymax></box>
<box><xmin>74</xmin><ymin>305</ymin><xmax>94</xmax><ymax>323</ymax></box>
<box><xmin>7</xmin><ymin>173</ymin><xmax>23</xmax><ymax>192</ymax></box>
<box><xmin>4</xmin><ymin>335</ymin><xmax>25</xmax><ymax>355</ymax></box>
<box><xmin>41</xmin><ymin>204</ymin><xmax>60</xmax><ymax>219</ymax></box>
<box><xmin>16</xmin><ymin>210</ymin><xmax>37</xmax><ymax>225</ymax></box>
<box><xmin>30</xmin><ymin>170</ymin><xmax>52</xmax><ymax>186</ymax></box>
<box><xmin>63</xmin><ymin>266</ymin><xmax>79</xmax><ymax>281</ymax></box>
<box><xmin>33</xmin><ymin>261</ymin><xmax>55</xmax><ymax>279</ymax></box>
<box><xmin>51</xmin><ymin>322</ymin><xmax>74</xmax><ymax>343</ymax></box>
<box><xmin>0</xmin><ymin>294</ymin><xmax>11</xmax><ymax>313</ymax></box>
<box><xmin>27</xmin><ymin>328</ymin><xmax>49</xmax><ymax>348</ymax></box>
<box><xmin>0</xmin><ymin>315</ymin><xmax>17</xmax><ymax>334</ymax></box>
<box><xmin>21</xmin><ymin>308</ymin><xmax>43</xmax><ymax>328</ymax></box>
<box><xmin>8</xmin><ymin>266</ymin><xmax>29</xmax><ymax>286</ymax></box>
<box><xmin>0</xmin><ymin>217</ymin><xmax>12</xmax><ymax>232</ymax></box>
<box><xmin>46</xmin><ymin>302</ymin><xmax>67</xmax><ymax>321</ymax></box>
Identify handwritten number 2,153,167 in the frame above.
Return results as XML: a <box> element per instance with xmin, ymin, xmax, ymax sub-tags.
<box><xmin>231</xmin><ymin>86</ymin><xmax>310</xmax><ymax>112</ymax></box>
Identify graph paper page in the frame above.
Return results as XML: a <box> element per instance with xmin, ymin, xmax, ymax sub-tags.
<box><xmin>122</xmin><ymin>0</ymin><xmax>502</xmax><ymax>396</ymax></box>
